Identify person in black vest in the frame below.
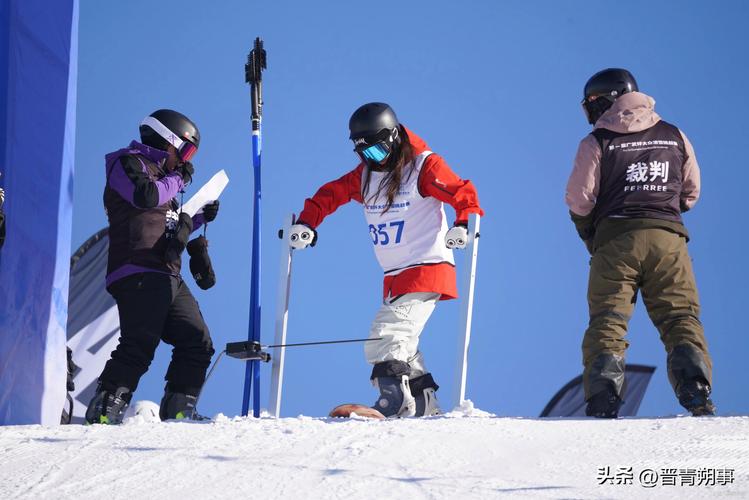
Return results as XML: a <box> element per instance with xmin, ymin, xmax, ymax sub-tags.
<box><xmin>85</xmin><ymin>109</ymin><xmax>220</xmax><ymax>424</ymax></box>
<box><xmin>565</xmin><ymin>69</ymin><xmax>715</xmax><ymax>418</ymax></box>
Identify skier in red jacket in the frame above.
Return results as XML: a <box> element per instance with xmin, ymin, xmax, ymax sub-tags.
<box><xmin>290</xmin><ymin>103</ymin><xmax>483</xmax><ymax>417</ymax></box>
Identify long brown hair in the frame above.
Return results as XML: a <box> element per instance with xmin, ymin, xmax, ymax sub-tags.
<box><xmin>360</xmin><ymin>126</ymin><xmax>415</xmax><ymax>215</ymax></box>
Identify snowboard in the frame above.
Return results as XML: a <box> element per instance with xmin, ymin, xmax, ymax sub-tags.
<box><xmin>329</xmin><ymin>404</ymin><xmax>385</xmax><ymax>420</ymax></box>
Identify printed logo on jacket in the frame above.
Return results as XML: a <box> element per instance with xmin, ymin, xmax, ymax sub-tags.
<box><xmin>624</xmin><ymin>160</ymin><xmax>670</xmax><ymax>193</ymax></box>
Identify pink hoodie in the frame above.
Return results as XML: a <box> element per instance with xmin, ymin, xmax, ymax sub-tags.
<box><xmin>565</xmin><ymin>92</ymin><xmax>701</xmax><ymax>216</ymax></box>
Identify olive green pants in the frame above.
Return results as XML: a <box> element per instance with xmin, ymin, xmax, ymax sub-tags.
<box><xmin>582</xmin><ymin>228</ymin><xmax>712</xmax><ymax>398</ymax></box>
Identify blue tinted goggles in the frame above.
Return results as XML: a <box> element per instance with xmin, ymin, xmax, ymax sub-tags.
<box><xmin>360</xmin><ymin>143</ymin><xmax>390</xmax><ymax>163</ymax></box>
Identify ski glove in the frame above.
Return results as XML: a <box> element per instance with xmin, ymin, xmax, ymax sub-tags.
<box><xmin>177</xmin><ymin>161</ymin><xmax>194</xmax><ymax>186</ymax></box>
<box><xmin>202</xmin><ymin>200</ymin><xmax>219</xmax><ymax>222</ymax></box>
<box><xmin>187</xmin><ymin>235</ymin><xmax>216</xmax><ymax>290</ymax></box>
<box><xmin>445</xmin><ymin>224</ymin><xmax>468</xmax><ymax>249</ymax></box>
<box><xmin>288</xmin><ymin>223</ymin><xmax>317</xmax><ymax>250</ymax></box>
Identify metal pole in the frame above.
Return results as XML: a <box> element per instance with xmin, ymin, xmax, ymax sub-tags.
<box><xmin>452</xmin><ymin>214</ymin><xmax>480</xmax><ymax>410</ymax></box>
<box><xmin>268</xmin><ymin>214</ymin><xmax>294</xmax><ymax>417</ymax></box>
<box><xmin>242</xmin><ymin>37</ymin><xmax>266</xmax><ymax>417</ymax></box>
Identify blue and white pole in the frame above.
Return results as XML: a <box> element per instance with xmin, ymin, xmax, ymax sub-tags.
<box><xmin>242</xmin><ymin>38</ymin><xmax>266</xmax><ymax>417</ymax></box>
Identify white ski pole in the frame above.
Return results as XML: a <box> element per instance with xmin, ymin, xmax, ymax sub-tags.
<box><xmin>268</xmin><ymin>213</ymin><xmax>295</xmax><ymax>417</ymax></box>
<box><xmin>452</xmin><ymin>213</ymin><xmax>480</xmax><ymax>410</ymax></box>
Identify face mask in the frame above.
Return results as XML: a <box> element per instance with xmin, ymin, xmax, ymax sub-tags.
<box><xmin>582</xmin><ymin>96</ymin><xmax>615</xmax><ymax>125</ymax></box>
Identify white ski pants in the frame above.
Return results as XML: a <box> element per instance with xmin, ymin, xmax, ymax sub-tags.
<box><xmin>364</xmin><ymin>292</ymin><xmax>441</xmax><ymax>377</ymax></box>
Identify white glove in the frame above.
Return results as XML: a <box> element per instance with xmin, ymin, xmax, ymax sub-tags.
<box><xmin>445</xmin><ymin>225</ymin><xmax>468</xmax><ymax>249</ymax></box>
<box><xmin>0</xmin><ymin>188</ymin><xmax>4</xmax><ymax>207</ymax></box>
<box><xmin>288</xmin><ymin>223</ymin><xmax>317</xmax><ymax>250</ymax></box>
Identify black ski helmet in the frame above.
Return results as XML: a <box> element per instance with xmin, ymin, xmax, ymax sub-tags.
<box><xmin>139</xmin><ymin>109</ymin><xmax>200</xmax><ymax>155</ymax></box>
<box><xmin>349</xmin><ymin>102</ymin><xmax>399</xmax><ymax>141</ymax></box>
<box><xmin>349</xmin><ymin>103</ymin><xmax>402</xmax><ymax>165</ymax></box>
<box><xmin>582</xmin><ymin>68</ymin><xmax>639</xmax><ymax>125</ymax></box>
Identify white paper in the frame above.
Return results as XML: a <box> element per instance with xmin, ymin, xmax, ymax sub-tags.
<box><xmin>180</xmin><ymin>169</ymin><xmax>229</xmax><ymax>217</ymax></box>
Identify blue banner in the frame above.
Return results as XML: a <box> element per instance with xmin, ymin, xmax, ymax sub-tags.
<box><xmin>0</xmin><ymin>0</ymin><xmax>79</xmax><ymax>425</ymax></box>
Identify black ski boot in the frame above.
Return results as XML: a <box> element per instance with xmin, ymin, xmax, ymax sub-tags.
<box><xmin>409</xmin><ymin>373</ymin><xmax>441</xmax><ymax>417</ymax></box>
<box><xmin>677</xmin><ymin>379</ymin><xmax>716</xmax><ymax>416</ymax></box>
<box><xmin>372</xmin><ymin>376</ymin><xmax>416</xmax><ymax>418</ymax></box>
<box><xmin>584</xmin><ymin>353</ymin><xmax>625</xmax><ymax>418</ymax></box>
<box><xmin>85</xmin><ymin>383</ymin><xmax>131</xmax><ymax>425</ymax></box>
<box><xmin>585</xmin><ymin>386</ymin><xmax>623</xmax><ymax>418</ymax></box>
<box><xmin>370</xmin><ymin>360</ymin><xmax>415</xmax><ymax>418</ymax></box>
<box><xmin>159</xmin><ymin>387</ymin><xmax>209</xmax><ymax>421</ymax></box>
<box><xmin>667</xmin><ymin>344</ymin><xmax>715</xmax><ymax>416</ymax></box>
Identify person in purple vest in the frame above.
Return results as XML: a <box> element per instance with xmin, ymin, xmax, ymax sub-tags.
<box><xmin>85</xmin><ymin>109</ymin><xmax>220</xmax><ymax>424</ymax></box>
<box><xmin>566</xmin><ymin>69</ymin><xmax>715</xmax><ymax>418</ymax></box>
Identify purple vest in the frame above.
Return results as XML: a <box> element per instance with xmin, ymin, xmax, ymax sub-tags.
<box><xmin>104</xmin><ymin>148</ymin><xmax>182</xmax><ymax>279</ymax></box>
<box><xmin>592</xmin><ymin>120</ymin><xmax>685</xmax><ymax>227</ymax></box>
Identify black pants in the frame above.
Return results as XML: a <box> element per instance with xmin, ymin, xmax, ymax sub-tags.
<box><xmin>99</xmin><ymin>273</ymin><xmax>214</xmax><ymax>394</ymax></box>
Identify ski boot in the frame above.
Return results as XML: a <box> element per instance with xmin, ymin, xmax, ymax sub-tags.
<box><xmin>585</xmin><ymin>386</ymin><xmax>623</xmax><ymax>418</ymax></box>
<box><xmin>584</xmin><ymin>353</ymin><xmax>625</xmax><ymax>418</ymax></box>
<box><xmin>372</xmin><ymin>376</ymin><xmax>416</xmax><ymax>418</ymax></box>
<box><xmin>159</xmin><ymin>386</ymin><xmax>209</xmax><ymax>421</ymax></box>
<box><xmin>371</xmin><ymin>360</ymin><xmax>416</xmax><ymax>418</ymax></box>
<box><xmin>677</xmin><ymin>379</ymin><xmax>716</xmax><ymax>416</ymax></box>
<box><xmin>410</xmin><ymin>373</ymin><xmax>441</xmax><ymax>417</ymax></box>
<box><xmin>85</xmin><ymin>383</ymin><xmax>131</xmax><ymax>425</ymax></box>
<box><xmin>667</xmin><ymin>344</ymin><xmax>715</xmax><ymax>416</ymax></box>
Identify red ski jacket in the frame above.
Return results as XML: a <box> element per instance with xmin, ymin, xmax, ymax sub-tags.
<box><xmin>297</xmin><ymin>127</ymin><xmax>483</xmax><ymax>301</ymax></box>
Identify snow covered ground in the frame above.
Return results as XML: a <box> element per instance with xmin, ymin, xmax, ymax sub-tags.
<box><xmin>1</xmin><ymin>403</ymin><xmax>746</xmax><ymax>499</ymax></box>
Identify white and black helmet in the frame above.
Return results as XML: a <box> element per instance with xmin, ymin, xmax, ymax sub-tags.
<box><xmin>139</xmin><ymin>109</ymin><xmax>200</xmax><ymax>161</ymax></box>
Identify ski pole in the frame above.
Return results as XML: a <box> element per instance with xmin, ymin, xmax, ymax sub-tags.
<box><xmin>269</xmin><ymin>214</ymin><xmax>293</xmax><ymax>417</ymax></box>
<box><xmin>452</xmin><ymin>213</ymin><xmax>481</xmax><ymax>410</ymax></box>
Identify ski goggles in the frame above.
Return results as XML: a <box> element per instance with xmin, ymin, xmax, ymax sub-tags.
<box><xmin>360</xmin><ymin>143</ymin><xmax>390</xmax><ymax>163</ymax></box>
<box><xmin>176</xmin><ymin>141</ymin><xmax>198</xmax><ymax>162</ymax></box>
<box><xmin>140</xmin><ymin>116</ymin><xmax>198</xmax><ymax>162</ymax></box>
<box><xmin>352</xmin><ymin>129</ymin><xmax>396</xmax><ymax>163</ymax></box>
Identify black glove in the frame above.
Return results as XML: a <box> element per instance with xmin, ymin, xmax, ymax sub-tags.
<box><xmin>164</xmin><ymin>212</ymin><xmax>194</xmax><ymax>262</ymax></box>
<box><xmin>203</xmin><ymin>200</ymin><xmax>219</xmax><ymax>222</ymax></box>
<box><xmin>569</xmin><ymin>210</ymin><xmax>595</xmax><ymax>242</ymax></box>
<box><xmin>187</xmin><ymin>236</ymin><xmax>216</xmax><ymax>290</ymax></box>
<box><xmin>177</xmin><ymin>161</ymin><xmax>194</xmax><ymax>185</ymax></box>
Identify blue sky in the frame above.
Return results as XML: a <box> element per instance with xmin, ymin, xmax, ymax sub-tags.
<box><xmin>73</xmin><ymin>0</ymin><xmax>748</xmax><ymax>417</ymax></box>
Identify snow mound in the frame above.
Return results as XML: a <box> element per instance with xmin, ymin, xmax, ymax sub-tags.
<box><xmin>1</xmin><ymin>411</ymin><xmax>747</xmax><ymax>499</ymax></box>
<box><xmin>443</xmin><ymin>398</ymin><xmax>495</xmax><ymax>418</ymax></box>
<box><xmin>123</xmin><ymin>400</ymin><xmax>160</xmax><ymax>424</ymax></box>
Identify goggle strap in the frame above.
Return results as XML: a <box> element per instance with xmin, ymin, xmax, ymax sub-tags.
<box><xmin>141</xmin><ymin>116</ymin><xmax>185</xmax><ymax>150</ymax></box>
